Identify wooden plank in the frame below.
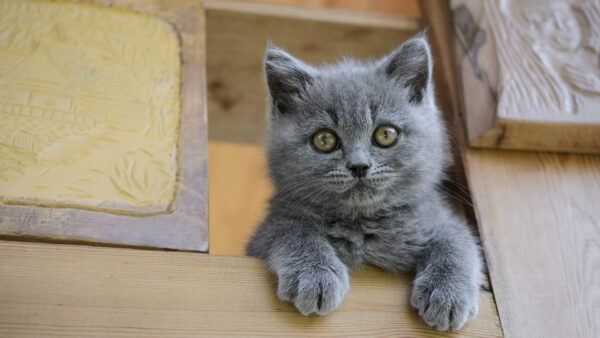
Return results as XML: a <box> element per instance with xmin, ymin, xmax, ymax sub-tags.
<box><xmin>205</xmin><ymin>5</ymin><xmax>420</xmax><ymax>144</ymax></box>
<box><xmin>0</xmin><ymin>0</ymin><xmax>209</xmax><ymax>251</ymax></box>
<box><xmin>239</xmin><ymin>0</ymin><xmax>421</xmax><ymax>19</ymax></box>
<box><xmin>464</xmin><ymin>149</ymin><xmax>600</xmax><ymax>337</ymax></box>
<box><xmin>208</xmin><ymin>141</ymin><xmax>272</xmax><ymax>255</ymax></box>
<box><xmin>0</xmin><ymin>240</ymin><xmax>502</xmax><ymax>337</ymax></box>
<box><xmin>203</xmin><ymin>0</ymin><xmax>422</xmax><ymax>30</ymax></box>
<box><xmin>451</xmin><ymin>0</ymin><xmax>600</xmax><ymax>153</ymax></box>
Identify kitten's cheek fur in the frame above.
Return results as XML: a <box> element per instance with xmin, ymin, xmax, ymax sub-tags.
<box><xmin>276</xmin><ymin>264</ymin><xmax>350</xmax><ymax>315</ymax></box>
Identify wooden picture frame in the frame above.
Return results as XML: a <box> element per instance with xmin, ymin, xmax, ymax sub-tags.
<box><xmin>0</xmin><ymin>0</ymin><xmax>208</xmax><ymax>251</ymax></box>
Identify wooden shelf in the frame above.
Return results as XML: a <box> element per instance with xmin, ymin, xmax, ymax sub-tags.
<box><xmin>0</xmin><ymin>240</ymin><xmax>502</xmax><ymax>337</ymax></box>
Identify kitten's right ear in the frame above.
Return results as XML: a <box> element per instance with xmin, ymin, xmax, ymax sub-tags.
<box><xmin>264</xmin><ymin>43</ymin><xmax>314</xmax><ymax>114</ymax></box>
<box><xmin>379</xmin><ymin>34</ymin><xmax>433</xmax><ymax>104</ymax></box>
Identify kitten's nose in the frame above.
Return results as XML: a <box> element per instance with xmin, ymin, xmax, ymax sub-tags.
<box><xmin>347</xmin><ymin>163</ymin><xmax>370</xmax><ymax>178</ymax></box>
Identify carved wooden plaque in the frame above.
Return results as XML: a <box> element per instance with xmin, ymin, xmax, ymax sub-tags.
<box><xmin>0</xmin><ymin>0</ymin><xmax>208</xmax><ymax>251</ymax></box>
<box><xmin>452</xmin><ymin>0</ymin><xmax>600</xmax><ymax>153</ymax></box>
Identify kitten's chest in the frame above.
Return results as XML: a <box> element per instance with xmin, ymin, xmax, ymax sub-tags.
<box><xmin>325</xmin><ymin>218</ymin><xmax>388</xmax><ymax>243</ymax></box>
<box><xmin>324</xmin><ymin>217</ymin><xmax>395</xmax><ymax>267</ymax></box>
<box><xmin>324</xmin><ymin>213</ymin><xmax>427</xmax><ymax>272</ymax></box>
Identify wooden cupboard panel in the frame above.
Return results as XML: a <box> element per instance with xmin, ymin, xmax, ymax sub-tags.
<box><xmin>208</xmin><ymin>141</ymin><xmax>272</xmax><ymax>256</ymax></box>
<box><xmin>205</xmin><ymin>4</ymin><xmax>421</xmax><ymax>144</ymax></box>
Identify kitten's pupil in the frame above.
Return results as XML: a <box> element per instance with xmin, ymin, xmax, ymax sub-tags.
<box><xmin>374</xmin><ymin>125</ymin><xmax>399</xmax><ymax>147</ymax></box>
<box><xmin>312</xmin><ymin>130</ymin><xmax>337</xmax><ymax>152</ymax></box>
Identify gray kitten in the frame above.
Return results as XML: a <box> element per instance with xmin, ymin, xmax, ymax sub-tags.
<box><xmin>246</xmin><ymin>34</ymin><xmax>482</xmax><ymax>331</ymax></box>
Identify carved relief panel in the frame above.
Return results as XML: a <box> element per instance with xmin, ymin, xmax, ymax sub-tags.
<box><xmin>452</xmin><ymin>0</ymin><xmax>600</xmax><ymax>153</ymax></box>
<box><xmin>0</xmin><ymin>0</ymin><xmax>181</xmax><ymax>213</ymax></box>
<box><xmin>0</xmin><ymin>0</ymin><xmax>208</xmax><ymax>251</ymax></box>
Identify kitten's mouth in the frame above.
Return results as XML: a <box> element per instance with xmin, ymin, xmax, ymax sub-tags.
<box><xmin>328</xmin><ymin>176</ymin><xmax>379</xmax><ymax>196</ymax></box>
<box><xmin>335</xmin><ymin>179</ymin><xmax>383</xmax><ymax>208</ymax></box>
<box><xmin>349</xmin><ymin>179</ymin><xmax>375</xmax><ymax>193</ymax></box>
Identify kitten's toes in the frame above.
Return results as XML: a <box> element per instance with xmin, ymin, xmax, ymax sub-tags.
<box><xmin>468</xmin><ymin>299</ymin><xmax>479</xmax><ymax>317</ymax></box>
<box><xmin>277</xmin><ymin>264</ymin><xmax>349</xmax><ymax>316</ymax></box>
<box><xmin>295</xmin><ymin>267</ymin><xmax>349</xmax><ymax>315</ymax></box>
<box><xmin>411</xmin><ymin>278</ymin><xmax>479</xmax><ymax>331</ymax></box>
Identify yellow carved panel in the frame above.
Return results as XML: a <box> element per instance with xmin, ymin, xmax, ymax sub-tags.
<box><xmin>0</xmin><ymin>0</ymin><xmax>181</xmax><ymax>213</ymax></box>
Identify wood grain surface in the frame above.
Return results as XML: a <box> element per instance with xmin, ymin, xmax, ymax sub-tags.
<box><xmin>0</xmin><ymin>240</ymin><xmax>502</xmax><ymax>337</ymax></box>
<box><xmin>205</xmin><ymin>5</ymin><xmax>420</xmax><ymax>144</ymax></box>
<box><xmin>203</xmin><ymin>0</ymin><xmax>422</xmax><ymax>29</ymax></box>
<box><xmin>464</xmin><ymin>149</ymin><xmax>600</xmax><ymax>338</ymax></box>
<box><xmin>240</xmin><ymin>0</ymin><xmax>421</xmax><ymax>18</ymax></box>
<box><xmin>0</xmin><ymin>0</ymin><xmax>209</xmax><ymax>251</ymax></box>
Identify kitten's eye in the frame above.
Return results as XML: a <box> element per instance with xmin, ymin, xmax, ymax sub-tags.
<box><xmin>373</xmin><ymin>125</ymin><xmax>399</xmax><ymax>148</ymax></box>
<box><xmin>312</xmin><ymin>129</ymin><xmax>338</xmax><ymax>153</ymax></box>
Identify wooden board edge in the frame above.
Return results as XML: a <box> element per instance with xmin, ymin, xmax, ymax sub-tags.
<box><xmin>202</xmin><ymin>0</ymin><xmax>422</xmax><ymax>30</ymax></box>
<box><xmin>469</xmin><ymin>119</ymin><xmax>600</xmax><ymax>154</ymax></box>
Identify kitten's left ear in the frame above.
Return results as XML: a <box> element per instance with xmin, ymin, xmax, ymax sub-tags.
<box><xmin>264</xmin><ymin>42</ymin><xmax>315</xmax><ymax>114</ymax></box>
<box><xmin>379</xmin><ymin>33</ymin><xmax>433</xmax><ymax>104</ymax></box>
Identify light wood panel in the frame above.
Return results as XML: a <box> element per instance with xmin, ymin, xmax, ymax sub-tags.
<box><xmin>205</xmin><ymin>5</ymin><xmax>420</xmax><ymax>144</ymax></box>
<box><xmin>203</xmin><ymin>0</ymin><xmax>422</xmax><ymax>29</ymax></box>
<box><xmin>243</xmin><ymin>0</ymin><xmax>421</xmax><ymax>18</ymax></box>
<box><xmin>0</xmin><ymin>240</ymin><xmax>502</xmax><ymax>337</ymax></box>
<box><xmin>208</xmin><ymin>141</ymin><xmax>272</xmax><ymax>255</ymax></box>
<box><xmin>464</xmin><ymin>149</ymin><xmax>600</xmax><ymax>337</ymax></box>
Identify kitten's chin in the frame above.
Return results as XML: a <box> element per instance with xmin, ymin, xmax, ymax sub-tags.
<box><xmin>332</xmin><ymin>179</ymin><xmax>371</xmax><ymax>195</ymax></box>
<box><xmin>322</xmin><ymin>179</ymin><xmax>396</xmax><ymax>211</ymax></box>
<box><xmin>339</xmin><ymin>191</ymin><xmax>387</xmax><ymax>212</ymax></box>
<box><xmin>338</xmin><ymin>181</ymin><xmax>382</xmax><ymax>206</ymax></box>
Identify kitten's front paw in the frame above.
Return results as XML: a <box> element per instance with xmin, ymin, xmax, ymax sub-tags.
<box><xmin>276</xmin><ymin>262</ymin><xmax>350</xmax><ymax>316</ymax></box>
<box><xmin>411</xmin><ymin>273</ymin><xmax>479</xmax><ymax>331</ymax></box>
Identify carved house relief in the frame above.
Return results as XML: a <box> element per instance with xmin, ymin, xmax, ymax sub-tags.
<box><xmin>0</xmin><ymin>0</ymin><xmax>182</xmax><ymax>213</ymax></box>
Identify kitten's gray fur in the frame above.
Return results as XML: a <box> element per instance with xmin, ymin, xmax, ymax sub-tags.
<box><xmin>246</xmin><ymin>34</ymin><xmax>482</xmax><ymax>331</ymax></box>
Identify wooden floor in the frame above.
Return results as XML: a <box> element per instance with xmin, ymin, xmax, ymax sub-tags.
<box><xmin>0</xmin><ymin>240</ymin><xmax>502</xmax><ymax>337</ymax></box>
<box><xmin>465</xmin><ymin>150</ymin><xmax>600</xmax><ymax>337</ymax></box>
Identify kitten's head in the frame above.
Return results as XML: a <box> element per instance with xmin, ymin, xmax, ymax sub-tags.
<box><xmin>264</xmin><ymin>34</ymin><xmax>449</xmax><ymax>215</ymax></box>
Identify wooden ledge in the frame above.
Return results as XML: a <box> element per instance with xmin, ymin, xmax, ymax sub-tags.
<box><xmin>0</xmin><ymin>241</ymin><xmax>501</xmax><ymax>336</ymax></box>
<box><xmin>202</xmin><ymin>0</ymin><xmax>422</xmax><ymax>30</ymax></box>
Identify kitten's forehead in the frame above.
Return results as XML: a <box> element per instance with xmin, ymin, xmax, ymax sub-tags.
<box><xmin>310</xmin><ymin>70</ymin><xmax>376</xmax><ymax>134</ymax></box>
